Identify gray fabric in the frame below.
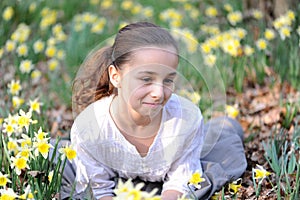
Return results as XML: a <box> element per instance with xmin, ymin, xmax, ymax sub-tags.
<box><xmin>195</xmin><ymin>116</ymin><xmax>247</xmax><ymax>199</ymax></box>
<box><xmin>58</xmin><ymin>116</ymin><xmax>247</xmax><ymax>199</ymax></box>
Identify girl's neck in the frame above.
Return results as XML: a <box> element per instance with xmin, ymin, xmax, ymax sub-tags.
<box><xmin>109</xmin><ymin>95</ymin><xmax>162</xmax><ymax>138</ymax></box>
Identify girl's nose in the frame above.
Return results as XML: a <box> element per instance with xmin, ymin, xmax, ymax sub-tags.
<box><xmin>150</xmin><ymin>83</ymin><xmax>164</xmax><ymax>99</ymax></box>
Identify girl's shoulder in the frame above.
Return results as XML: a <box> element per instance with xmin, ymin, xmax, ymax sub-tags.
<box><xmin>72</xmin><ymin>96</ymin><xmax>113</xmax><ymax>130</ymax></box>
<box><xmin>164</xmin><ymin>94</ymin><xmax>203</xmax><ymax>126</ymax></box>
<box><xmin>76</xmin><ymin>96</ymin><xmax>112</xmax><ymax>118</ymax></box>
<box><xmin>166</xmin><ymin>94</ymin><xmax>201</xmax><ymax>115</ymax></box>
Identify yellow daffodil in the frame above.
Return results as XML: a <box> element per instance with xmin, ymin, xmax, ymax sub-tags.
<box><xmin>33</xmin><ymin>40</ymin><xmax>45</xmax><ymax>54</ymax></box>
<box><xmin>286</xmin><ymin>10</ymin><xmax>295</xmax><ymax>21</ymax></box>
<box><xmin>178</xmin><ymin>90</ymin><xmax>201</xmax><ymax>104</ymax></box>
<box><xmin>211</xmin><ymin>192</ymin><xmax>220</xmax><ymax>200</ymax></box>
<box><xmin>279</xmin><ymin>26</ymin><xmax>291</xmax><ymax>40</ymax></box>
<box><xmin>188</xmin><ymin>171</ymin><xmax>205</xmax><ymax>189</ymax></box>
<box><xmin>34</xmin><ymin>141</ymin><xmax>53</xmax><ymax>159</ymax></box>
<box><xmin>227</xmin><ymin>11</ymin><xmax>243</xmax><ymax>26</ymax></box>
<box><xmin>29</xmin><ymin>98</ymin><xmax>43</xmax><ymax>114</ymax></box>
<box><xmin>29</xmin><ymin>2</ymin><xmax>37</xmax><ymax>13</ymax></box>
<box><xmin>34</xmin><ymin>127</ymin><xmax>49</xmax><ymax>142</ymax></box>
<box><xmin>206</xmin><ymin>38</ymin><xmax>218</xmax><ymax>49</ymax></box>
<box><xmin>204</xmin><ymin>54</ymin><xmax>217</xmax><ymax>67</ymax></box>
<box><xmin>221</xmin><ymin>39</ymin><xmax>240</xmax><ymax>57</ymax></box>
<box><xmin>7</xmin><ymin>139</ymin><xmax>19</xmax><ymax>153</ymax></box>
<box><xmin>205</xmin><ymin>6</ymin><xmax>218</xmax><ymax>18</ymax></box>
<box><xmin>91</xmin><ymin>18</ymin><xmax>106</xmax><ymax>34</ymax></box>
<box><xmin>16</xmin><ymin>44</ymin><xmax>28</xmax><ymax>57</ymax></box>
<box><xmin>0</xmin><ymin>188</ymin><xmax>18</xmax><ymax>199</ymax></box>
<box><xmin>40</xmin><ymin>9</ymin><xmax>57</xmax><ymax>29</ymax></box>
<box><xmin>19</xmin><ymin>191</ymin><xmax>35</xmax><ymax>200</ymax></box>
<box><xmin>200</xmin><ymin>25</ymin><xmax>220</xmax><ymax>35</ymax></box>
<box><xmin>113</xmin><ymin>179</ymin><xmax>142</xmax><ymax>199</ymax></box>
<box><xmin>47</xmin><ymin>37</ymin><xmax>56</xmax><ymax>46</ymax></box>
<box><xmin>18</xmin><ymin>185</ymin><xmax>34</xmax><ymax>200</ymax></box>
<box><xmin>19</xmin><ymin>59</ymin><xmax>34</xmax><ymax>73</ymax></box>
<box><xmin>18</xmin><ymin>148</ymin><xmax>33</xmax><ymax>159</ymax></box>
<box><xmin>101</xmin><ymin>0</ymin><xmax>113</xmax><ymax>9</ymax></box>
<box><xmin>7</xmin><ymin>80</ymin><xmax>22</xmax><ymax>95</ymax></box>
<box><xmin>228</xmin><ymin>178</ymin><xmax>242</xmax><ymax>194</ymax></box>
<box><xmin>253</xmin><ymin>165</ymin><xmax>271</xmax><ymax>179</ymax></box>
<box><xmin>11</xmin><ymin>23</ymin><xmax>31</xmax><ymax>43</ymax></box>
<box><xmin>127</xmin><ymin>188</ymin><xmax>143</xmax><ymax>200</ymax></box>
<box><xmin>48</xmin><ymin>59</ymin><xmax>59</xmax><ymax>71</ymax></box>
<box><xmin>56</xmin><ymin>49</ymin><xmax>66</xmax><ymax>60</ymax></box>
<box><xmin>59</xmin><ymin>144</ymin><xmax>77</xmax><ymax>161</ymax></box>
<box><xmin>45</xmin><ymin>45</ymin><xmax>56</xmax><ymax>58</ymax></box>
<box><xmin>234</xmin><ymin>28</ymin><xmax>247</xmax><ymax>39</ymax></box>
<box><xmin>4</xmin><ymin>114</ymin><xmax>18</xmax><ymax>125</ymax></box>
<box><xmin>113</xmin><ymin>178</ymin><xmax>159</xmax><ymax>200</ymax></box>
<box><xmin>56</xmin><ymin>32</ymin><xmax>67</xmax><ymax>41</ymax></box>
<box><xmin>48</xmin><ymin>170</ymin><xmax>54</xmax><ymax>183</ymax></box>
<box><xmin>225</xmin><ymin>104</ymin><xmax>239</xmax><ymax>118</ymax></box>
<box><xmin>12</xmin><ymin>96</ymin><xmax>25</xmax><ymax>108</ymax></box>
<box><xmin>200</xmin><ymin>42</ymin><xmax>212</xmax><ymax>54</ymax></box>
<box><xmin>81</xmin><ymin>12</ymin><xmax>97</xmax><ymax>24</ymax></box>
<box><xmin>174</xmin><ymin>28</ymin><xmax>198</xmax><ymax>53</ymax></box>
<box><xmin>121</xmin><ymin>0</ymin><xmax>133</xmax><ymax>10</ymax></box>
<box><xmin>253</xmin><ymin>164</ymin><xmax>271</xmax><ymax>184</ymax></box>
<box><xmin>252</xmin><ymin>9</ymin><xmax>263</xmax><ymax>20</ymax></box>
<box><xmin>31</xmin><ymin>69</ymin><xmax>42</xmax><ymax>82</ymax></box>
<box><xmin>255</xmin><ymin>38</ymin><xmax>267</xmax><ymax>50</ymax></box>
<box><xmin>142</xmin><ymin>7</ymin><xmax>153</xmax><ymax>18</ymax></box>
<box><xmin>11</xmin><ymin>156</ymin><xmax>29</xmax><ymax>175</ymax></box>
<box><xmin>264</xmin><ymin>28</ymin><xmax>276</xmax><ymax>40</ymax></box>
<box><xmin>3</xmin><ymin>6</ymin><xmax>14</xmax><ymax>21</ymax></box>
<box><xmin>131</xmin><ymin>4</ymin><xmax>142</xmax><ymax>15</ymax></box>
<box><xmin>223</xmin><ymin>4</ymin><xmax>233</xmax><ymax>12</ymax></box>
<box><xmin>0</xmin><ymin>172</ymin><xmax>11</xmax><ymax>187</ymax></box>
<box><xmin>244</xmin><ymin>45</ymin><xmax>254</xmax><ymax>56</ymax></box>
<box><xmin>5</xmin><ymin>40</ymin><xmax>16</xmax><ymax>52</ymax></box>
<box><xmin>52</xmin><ymin>24</ymin><xmax>63</xmax><ymax>35</ymax></box>
<box><xmin>18</xmin><ymin>134</ymin><xmax>33</xmax><ymax>148</ymax></box>
<box><xmin>2</xmin><ymin>122</ymin><xmax>16</xmax><ymax>136</ymax></box>
<box><xmin>17</xmin><ymin>109</ymin><xmax>32</xmax><ymax>131</ymax></box>
<box><xmin>273</xmin><ymin>15</ymin><xmax>292</xmax><ymax>30</ymax></box>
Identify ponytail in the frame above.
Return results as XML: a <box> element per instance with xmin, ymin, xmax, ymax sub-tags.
<box><xmin>72</xmin><ymin>46</ymin><xmax>115</xmax><ymax>117</ymax></box>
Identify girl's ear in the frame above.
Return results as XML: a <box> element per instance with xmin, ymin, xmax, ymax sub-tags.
<box><xmin>108</xmin><ymin>65</ymin><xmax>121</xmax><ymax>88</ymax></box>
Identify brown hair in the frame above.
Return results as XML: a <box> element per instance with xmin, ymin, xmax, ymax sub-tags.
<box><xmin>72</xmin><ymin>22</ymin><xmax>178</xmax><ymax>116</ymax></box>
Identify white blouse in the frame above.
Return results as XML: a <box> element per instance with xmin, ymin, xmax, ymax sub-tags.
<box><xmin>71</xmin><ymin>94</ymin><xmax>205</xmax><ymax>199</ymax></box>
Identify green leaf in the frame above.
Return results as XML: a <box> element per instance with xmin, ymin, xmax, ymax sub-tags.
<box><xmin>287</xmin><ymin>153</ymin><xmax>296</xmax><ymax>174</ymax></box>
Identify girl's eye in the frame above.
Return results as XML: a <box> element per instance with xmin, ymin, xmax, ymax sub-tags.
<box><xmin>163</xmin><ymin>79</ymin><xmax>174</xmax><ymax>85</ymax></box>
<box><xmin>141</xmin><ymin>77</ymin><xmax>152</xmax><ymax>83</ymax></box>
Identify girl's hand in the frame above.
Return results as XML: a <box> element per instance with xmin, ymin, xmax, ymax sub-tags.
<box><xmin>162</xmin><ymin>190</ymin><xmax>183</xmax><ymax>200</ymax></box>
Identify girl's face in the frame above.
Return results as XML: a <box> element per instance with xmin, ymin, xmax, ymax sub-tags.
<box><xmin>115</xmin><ymin>46</ymin><xmax>178</xmax><ymax>120</ymax></box>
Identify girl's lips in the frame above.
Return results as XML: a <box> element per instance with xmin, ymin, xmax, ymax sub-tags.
<box><xmin>143</xmin><ymin>102</ymin><xmax>162</xmax><ymax>108</ymax></box>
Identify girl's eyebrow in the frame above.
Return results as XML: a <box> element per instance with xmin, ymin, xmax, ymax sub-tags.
<box><xmin>138</xmin><ymin>71</ymin><xmax>177</xmax><ymax>76</ymax></box>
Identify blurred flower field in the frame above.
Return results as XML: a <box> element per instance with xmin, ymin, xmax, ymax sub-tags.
<box><xmin>0</xmin><ymin>0</ymin><xmax>300</xmax><ymax>199</ymax></box>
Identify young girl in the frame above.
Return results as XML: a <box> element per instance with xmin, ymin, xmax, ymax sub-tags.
<box><xmin>63</xmin><ymin>22</ymin><xmax>247</xmax><ymax>200</ymax></box>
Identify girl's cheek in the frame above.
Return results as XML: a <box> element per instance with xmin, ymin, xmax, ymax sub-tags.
<box><xmin>131</xmin><ymin>86</ymin><xmax>150</xmax><ymax>99</ymax></box>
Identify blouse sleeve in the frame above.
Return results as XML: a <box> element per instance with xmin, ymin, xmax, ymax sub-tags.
<box><xmin>71</xmin><ymin>124</ymin><xmax>116</xmax><ymax>199</ymax></box>
<box><xmin>162</xmin><ymin>116</ymin><xmax>205</xmax><ymax>195</ymax></box>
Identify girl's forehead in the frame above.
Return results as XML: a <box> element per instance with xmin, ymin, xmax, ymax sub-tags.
<box><xmin>126</xmin><ymin>46</ymin><xmax>178</xmax><ymax>69</ymax></box>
